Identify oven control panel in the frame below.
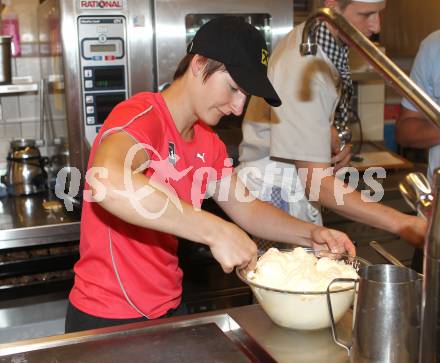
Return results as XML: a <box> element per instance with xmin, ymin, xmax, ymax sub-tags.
<box><xmin>78</xmin><ymin>16</ymin><xmax>128</xmax><ymax>146</ymax></box>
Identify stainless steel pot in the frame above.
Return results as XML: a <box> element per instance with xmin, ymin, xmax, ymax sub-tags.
<box><xmin>1</xmin><ymin>139</ymin><xmax>48</xmax><ymax>196</ymax></box>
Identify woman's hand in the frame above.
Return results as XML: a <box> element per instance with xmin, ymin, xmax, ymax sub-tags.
<box><xmin>208</xmin><ymin>221</ymin><xmax>258</xmax><ymax>273</ymax></box>
<box><xmin>310</xmin><ymin>226</ymin><xmax>356</xmax><ymax>256</ymax></box>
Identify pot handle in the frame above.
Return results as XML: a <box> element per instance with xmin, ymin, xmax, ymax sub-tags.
<box><xmin>326</xmin><ymin>278</ymin><xmax>358</xmax><ymax>355</ymax></box>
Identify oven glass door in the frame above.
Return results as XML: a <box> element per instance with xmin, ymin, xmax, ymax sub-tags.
<box><xmin>154</xmin><ymin>0</ymin><xmax>293</xmax><ymax>91</ymax></box>
<box><xmin>185</xmin><ymin>13</ymin><xmax>272</xmax><ymax>51</ymax></box>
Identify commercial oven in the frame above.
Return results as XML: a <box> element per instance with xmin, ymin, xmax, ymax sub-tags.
<box><xmin>38</xmin><ymin>0</ymin><xmax>293</xmax><ymax>174</ymax></box>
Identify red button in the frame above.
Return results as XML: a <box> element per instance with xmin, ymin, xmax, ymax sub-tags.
<box><xmin>105</xmin><ymin>55</ymin><xmax>116</xmax><ymax>60</ymax></box>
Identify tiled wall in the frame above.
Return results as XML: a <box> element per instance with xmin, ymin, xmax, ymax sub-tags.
<box><xmin>0</xmin><ymin>59</ymin><xmax>68</xmax><ymax>171</ymax></box>
<box><xmin>357</xmin><ymin>80</ymin><xmax>386</xmax><ymax>141</ymax></box>
<box><xmin>0</xmin><ymin>0</ymin><xmax>68</xmax><ymax>175</ymax></box>
<box><xmin>350</xmin><ymin>48</ymin><xmax>386</xmax><ymax>143</ymax></box>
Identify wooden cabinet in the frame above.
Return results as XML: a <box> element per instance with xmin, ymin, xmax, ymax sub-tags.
<box><xmin>380</xmin><ymin>0</ymin><xmax>440</xmax><ymax>57</ymax></box>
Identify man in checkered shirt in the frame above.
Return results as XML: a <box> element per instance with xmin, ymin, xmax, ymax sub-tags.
<box><xmin>238</xmin><ymin>0</ymin><xmax>427</xmax><ymax>251</ymax></box>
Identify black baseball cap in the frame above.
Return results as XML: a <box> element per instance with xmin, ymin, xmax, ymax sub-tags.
<box><xmin>187</xmin><ymin>16</ymin><xmax>281</xmax><ymax>107</ymax></box>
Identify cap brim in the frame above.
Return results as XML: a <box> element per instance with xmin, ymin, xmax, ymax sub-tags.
<box><xmin>225</xmin><ymin>64</ymin><xmax>282</xmax><ymax>107</ymax></box>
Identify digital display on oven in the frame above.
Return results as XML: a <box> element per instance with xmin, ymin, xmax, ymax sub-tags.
<box><xmin>95</xmin><ymin>93</ymin><xmax>126</xmax><ymax>125</ymax></box>
<box><xmin>90</xmin><ymin>44</ymin><xmax>116</xmax><ymax>52</ymax></box>
<box><xmin>94</xmin><ymin>67</ymin><xmax>125</xmax><ymax>89</ymax></box>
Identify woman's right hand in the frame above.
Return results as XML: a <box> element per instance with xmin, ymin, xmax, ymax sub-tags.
<box><xmin>209</xmin><ymin>221</ymin><xmax>258</xmax><ymax>274</ymax></box>
<box><xmin>311</xmin><ymin>226</ymin><xmax>356</xmax><ymax>256</ymax></box>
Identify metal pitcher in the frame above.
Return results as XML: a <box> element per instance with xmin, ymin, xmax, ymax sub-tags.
<box><xmin>327</xmin><ymin>264</ymin><xmax>422</xmax><ymax>363</ymax></box>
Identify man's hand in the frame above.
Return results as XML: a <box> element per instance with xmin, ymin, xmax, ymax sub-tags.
<box><xmin>398</xmin><ymin>215</ymin><xmax>427</xmax><ymax>247</ymax></box>
<box><xmin>310</xmin><ymin>226</ymin><xmax>356</xmax><ymax>256</ymax></box>
<box><xmin>331</xmin><ymin>126</ymin><xmax>352</xmax><ymax>172</ymax></box>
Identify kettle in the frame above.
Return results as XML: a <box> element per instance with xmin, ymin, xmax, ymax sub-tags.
<box><xmin>1</xmin><ymin>139</ymin><xmax>48</xmax><ymax>196</ymax></box>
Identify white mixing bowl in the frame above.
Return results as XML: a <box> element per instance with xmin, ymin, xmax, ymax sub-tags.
<box><xmin>236</xmin><ymin>249</ymin><xmax>371</xmax><ymax>330</ymax></box>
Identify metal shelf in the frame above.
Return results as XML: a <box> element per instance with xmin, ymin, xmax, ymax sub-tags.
<box><xmin>0</xmin><ymin>82</ymin><xmax>38</xmax><ymax>95</ymax></box>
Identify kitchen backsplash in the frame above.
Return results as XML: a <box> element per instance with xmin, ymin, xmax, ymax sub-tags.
<box><xmin>0</xmin><ymin>57</ymin><xmax>68</xmax><ymax>176</ymax></box>
<box><xmin>0</xmin><ymin>0</ymin><xmax>68</xmax><ymax>176</ymax></box>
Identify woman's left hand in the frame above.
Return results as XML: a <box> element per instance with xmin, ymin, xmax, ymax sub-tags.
<box><xmin>311</xmin><ymin>227</ymin><xmax>356</xmax><ymax>256</ymax></box>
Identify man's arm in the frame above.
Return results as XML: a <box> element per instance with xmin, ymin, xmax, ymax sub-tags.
<box><xmin>396</xmin><ymin>106</ymin><xmax>440</xmax><ymax>148</ymax></box>
<box><xmin>292</xmin><ymin>159</ymin><xmax>426</xmax><ymax>247</ymax></box>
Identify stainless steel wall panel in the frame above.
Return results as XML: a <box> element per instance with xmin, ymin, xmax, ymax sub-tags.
<box><xmin>154</xmin><ymin>0</ymin><xmax>293</xmax><ymax>91</ymax></box>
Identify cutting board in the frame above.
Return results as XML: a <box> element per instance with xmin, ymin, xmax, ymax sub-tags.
<box><xmin>349</xmin><ymin>142</ymin><xmax>413</xmax><ymax>171</ymax></box>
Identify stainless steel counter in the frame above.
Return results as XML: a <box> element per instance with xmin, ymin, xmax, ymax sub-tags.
<box><xmin>0</xmin><ymin>193</ymin><xmax>81</xmax><ymax>249</ymax></box>
<box><xmin>0</xmin><ymin>304</ymin><xmax>351</xmax><ymax>362</ymax></box>
<box><xmin>230</xmin><ymin>305</ymin><xmax>351</xmax><ymax>362</ymax></box>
